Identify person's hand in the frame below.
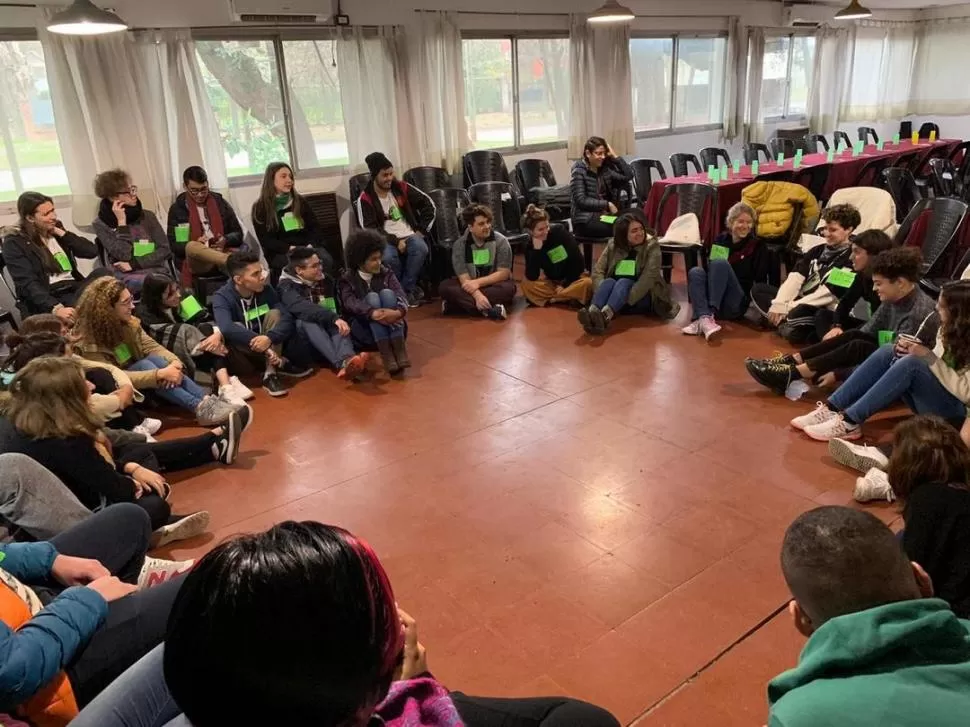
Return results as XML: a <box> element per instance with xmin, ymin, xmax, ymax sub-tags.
<box><xmin>115</xmin><ymin>383</ymin><xmax>135</xmax><ymax>408</ymax></box>
<box><xmin>51</xmin><ymin>554</ymin><xmax>110</xmax><ymax>587</ymax></box>
<box><xmin>335</xmin><ymin>318</ymin><xmax>350</xmax><ymax>336</ymax></box>
<box><xmin>371</xmin><ymin>308</ymin><xmax>387</xmax><ymax>322</ymax></box>
<box><xmin>211</xmin><ymin>236</ymin><xmax>226</xmax><ymax>251</ymax></box>
<box><xmin>113</xmin><ymin>261</ymin><xmax>133</xmax><ymax>273</ymax></box>
<box><xmin>49</xmin><ymin>222</ymin><xmax>65</xmax><ymax>238</ymax></box>
<box><xmin>198</xmin><ymin>331</ymin><xmax>224</xmax><ymax>353</ymax></box>
<box><xmin>605</xmin><ymin>143</ymin><xmax>616</xmax><ymax>159</ymax></box>
<box><xmin>112</xmin><ymin>199</ymin><xmax>127</xmax><ymax>225</ymax></box>
<box><xmin>130</xmin><ymin>465</ymin><xmax>168</xmax><ymax>498</ymax></box>
<box><xmin>398</xmin><ymin>239</ymin><xmax>407</xmax><ymax>254</ymax></box>
<box><xmin>249</xmin><ymin>335</ymin><xmax>272</xmax><ymax>353</ymax></box>
<box><xmin>194</xmin><ymin>235</ymin><xmax>208</xmax><ymax>245</ymax></box>
<box><xmin>822</xmin><ymin>327</ymin><xmax>843</xmax><ymax>341</ymax></box>
<box><xmin>266</xmin><ymin>349</ymin><xmax>283</xmax><ymax>367</ymax></box>
<box><xmin>607</xmin><ymin>202</ymin><xmax>618</xmax><ymax>215</ymax></box>
<box><xmin>768</xmin><ymin>311</ymin><xmax>785</xmax><ymax>327</ymax></box>
<box><xmin>383</xmin><ymin>309</ymin><xmax>404</xmax><ymax>325</ymax></box>
<box><xmin>474</xmin><ymin>291</ymin><xmax>491</xmax><ymax>311</ymax></box>
<box><xmin>553</xmin><ymin>285</ymin><xmax>565</xmax><ymax>296</ymax></box>
<box><xmin>895</xmin><ymin>338</ymin><xmax>930</xmax><ymax>358</ymax></box>
<box><xmin>392</xmin><ymin>609</ymin><xmax>428</xmax><ymax>681</ymax></box>
<box><xmin>87</xmin><ymin>576</ymin><xmax>137</xmax><ymax>602</ymax></box>
<box><xmin>54</xmin><ymin>306</ymin><xmax>75</xmax><ymax>323</ymax></box>
<box><xmin>155</xmin><ymin>364</ymin><xmax>183</xmax><ymax>388</ymax></box>
<box><xmin>816</xmin><ymin>372</ymin><xmax>837</xmax><ymax>388</ymax></box>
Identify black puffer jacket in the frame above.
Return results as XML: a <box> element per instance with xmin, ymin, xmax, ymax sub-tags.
<box><xmin>569</xmin><ymin>157</ymin><xmax>634</xmax><ymax>225</ymax></box>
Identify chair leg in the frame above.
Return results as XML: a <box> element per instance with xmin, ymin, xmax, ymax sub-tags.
<box><xmin>583</xmin><ymin>242</ymin><xmax>593</xmax><ymax>272</ymax></box>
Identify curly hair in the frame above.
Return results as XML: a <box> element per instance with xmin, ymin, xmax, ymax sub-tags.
<box><xmin>887</xmin><ymin>415</ymin><xmax>970</xmax><ymax>504</ymax></box>
<box><xmin>822</xmin><ymin>203</ymin><xmax>862</xmax><ymax>231</ymax></box>
<box><xmin>75</xmin><ymin>276</ymin><xmax>129</xmax><ymax>349</ymax></box>
<box><xmin>871</xmin><ymin>245</ymin><xmax>921</xmax><ymax>281</ymax></box>
<box><xmin>939</xmin><ymin>280</ymin><xmax>970</xmax><ymax>370</ymax></box>
<box><xmin>0</xmin><ymin>357</ymin><xmax>102</xmax><ymax>440</ymax></box>
<box><xmin>345</xmin><ymin>229</ymin><xmax>387</xmax><ymax>271</ymax></box>
<box><xmin>93</xmin><ymin>168</ymin><xmax>131</xmax><ymax>199</ymax></box>
<box><xmin>460</xmin><ymin>204</ymin><xmax>492</xmax><ymax>227</ymax></box>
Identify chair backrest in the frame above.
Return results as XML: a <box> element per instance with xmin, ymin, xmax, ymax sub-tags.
<box><xmin>348</xmin><ymin>173</ymin><xmax>370</xmax><ymax>205</ymax></box>
<box><xmin>803</xmin><ymin>133</ymin><xmax>830</xmax><ymax>153</ymax></box>
<box><xmin>402</xmin><ymin>166</ymin><xmax>451</xmax><ymax>194</ymax></box>
<box><xmin>656</xmin><ymin>183</ymin><xmax>717</xmax><ymax>241</ymax></box>
<box><xmin>833</xmin><ymin>131</ymin><xmax>853</xmax><ymax>150</ymax></box>
<box><xmin>742</xmin><ymin>143</ymin><xmax>771</xmax><ymax>165</ymax></box>
<box><xmin>462</xmin><ymin>150</ymin><xmax>510</xmax><ymax>187</ymax></box>
<box><xmin>853</xmin><ymin>156</ymin><xmax>893</xmax><ymax>188</ymax></box>
<box><xmin>0</xmin><ymin>251</ymin><xmax>19</xmax><ymax>307</ymax></box>
<box><xmin>757</xmin><ymin>168</ymin><xmax>794</xmax><ymax>183</ymax></box>
<box><xmin>881</xmin><ymin>167</ymin><xmax>922</xmax><ymax>224</ymax></box>
<box><xmin>303</xmin><ymin>191</ymin><xmax>346</xmax><ymax>271</ymax></box>
<box><xmin>95</xmin><ymin>238</ymin><xmax>108</xmax><ymax>267</ymax></box>
<box><xmin>792</xmin><ymin>163</ymin><xmax>831</xmax><ymax>203</ymax></box>
<box><xmin>949</xmin><ymin>141</ymin><xmax>970</xmax><ymax>194</ymax></box>
<box><xmin>768</xmin><ymin>138</ymin><xmax>796</xmax><ymax>159</ymax></box>
<box><xmin>669</xmin><ymin>153</ymin><xmax>702</xmax><ymax>178</ymax></box>
<box><xmin>928</xmin><ymin>158</ymin><xmax>958</xmax><ymax>197</ymax></box>
<box><xmin>467</xmin><ymin>181</ymin><xmax>523</xmax><ymax>237</ymax></box>
<box><xmin>894</xmin><ymin>150</ymin><xmax>921</xmax><ymax>172</ymax></box>
<box><xmin>630</xmin><ymin>158</ymin><xmax>667</xmax><ymax>206</ymax></box>
<box><xmin>895</xmin><ymin>197</ymin><xmax>970</xmax><ymax>277</ymax></box>
<box><xmin>919</xmin><ymin>122</ymin><xmax>941</xmax><ymax>139</ymax></box>
<box><xmin>858</xmin><ymin>126</ymin><xmax>879</xmax><ymax>144</ymax></box>
<box><xmin>827</xmin><ymin>186</ymin><xmax>899</xmax><ymax>237</ymax></box>
<box><xmin>512</xmin><ymin>158</ymin><xmax>557</xmax><ymax>195</ymax></box>
<box><xmin>427</xmin><ymin>187</ymin><xmax>469</xmax><ymax>248</ymax></box>
<box><xmin>698</xmin><ymin>147</ymin><xmax>731</xmax><ymax>171</ymax></box>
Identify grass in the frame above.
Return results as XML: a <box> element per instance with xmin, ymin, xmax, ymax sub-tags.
<box><xmin>0</xmin><ymin>184</ymin><xmax>70</xmax><ymax>203</ymax></box>
<box><xmin>0</xmin><ymin>139</ymin><xmax>64</xmax><ymax>171</ymax></box>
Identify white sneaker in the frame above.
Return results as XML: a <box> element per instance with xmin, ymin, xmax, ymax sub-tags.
<box><xmin>218</xmin><ymin>384</ymin><xmax>247</xmax><ymax>408</ymax></box>
<box><xmin>229</xmin><ymin>375</ymin><xmax>254</xmax><ymax>401</ymax></box>
<box><xmin>804</xmin><ymin>413</ymin><xmax>861</xmax><ymax>442</ymax></box>
<box><xmin>854</xmin><ymin>468</ymin><xmax>895</xmax><ymax>503</ymax></box>
<box><xmin>698</xmin><ymin>315</ymin><xmax>722</xmax><ymax>341</ymax></box>
<box><xmin>681</xmin><ymin>320</ymin><xmax>701</xmax><ymax>336</ymax></box>
<box><xmin>137</xmin><ymin>556</ymin><xmax>194</xmax><ymax>590</ymax></box>
<box><xmin>139</xmin><ymin>417</ymin><xmax>162</xmax><ymax>435</ymax></box>
<box><xmin>790</xmin><ymin>402</ymin><xmax>839</xmax><ymax>431</ymax></box>
<box><xmin>131</xmin><ymin>424</ymin><xmax>157</xmax><ymax>443</ymax></box>
<box><xmin>150</xmin><ymin>511</ymin><xmax>211</xmax><ymax>547</ymax></box>
<box><xmin>829</xmin><ymin>438</ymin><xmax>890</xmax><ymax>474</ymax></box>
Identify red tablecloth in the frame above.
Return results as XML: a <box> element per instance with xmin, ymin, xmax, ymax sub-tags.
<box><xmin>643</xmin><ymin>138</ymin><xmax>960</xmax><ymax>238</ymax></box>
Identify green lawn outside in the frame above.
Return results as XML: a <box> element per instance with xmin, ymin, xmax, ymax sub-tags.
<box><xmin>0</xmin><ymin>184</ymin><xmax>70</xmax><ymax>202</ymax></box>
<box><xmin>0</xmin><ymin>140</ymin><xmax>64</xmax><ymax>171</ymax></box>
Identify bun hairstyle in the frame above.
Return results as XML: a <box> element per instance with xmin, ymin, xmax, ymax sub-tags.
<box><xmin>521</xmin><ymin>204</ymin><xmax>550</xmax><ymax>231</ymax></box>
<box><xmin>2</xmin><ymin>330</ymin><xmax>67</xmax><ymax>379</ymax></box>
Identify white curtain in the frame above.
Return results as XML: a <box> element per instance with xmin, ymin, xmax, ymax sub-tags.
<box><xmin>568</xmin><ymin>14</ymin><xmax>634</xmax><ymax>157</ymax></box>
<box><xmin>743</xmin><ymin>28</ymin><xmax>765</xmax><ymax>144</ymax></box>
<box><xmin>336</xmin><ymin>26</ymin><xmax>399</xmax><ymax>171</ymax></box>
<box><xmin>720</xmin><ymin>16</ymin><xmax>745</xmax><ymax>142</ymax></box>
<box><xmin>840</xmin><ymin>21</ymin><xmax>918</xmax><ymax>122</ymax></box>
<box><xmin>391</xmin><ymin>11</ymin><xmax>467</xmax><ymax>173</ymax></box>
<box><xmin>910</xmin><ymin>17</ymin><xmax>970</xmax><ymax>116</ymax></box>
<box><xmin>38</xmin><ymin>21</ymin><xmax>226</xmax><ymax>219</ymax></box>
<box><xmin>806</xmin><ymin>26</ymin><xmax>852</xmax><ymax>134</ymax></box>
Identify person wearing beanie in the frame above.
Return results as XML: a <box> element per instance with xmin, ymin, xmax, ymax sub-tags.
<box><xmin>355</xmin><ymin>152</ymin><xmax>435</xmax><ymax>307</ymax></box>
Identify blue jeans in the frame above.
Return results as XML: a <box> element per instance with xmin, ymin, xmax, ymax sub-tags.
<box><xmin>382</xmin><ymin>234</ymin><xmax>429</xmax><ymax>294</ymax></box>
<box><xmin>363</xmin><ymin>289</ymin><xmax>405</xmax><ymax>342</ymax></box>
<box><xmin>128</xmin><ymin>354</ymin><xmax>205</xmax><ymax>413</ymax></box>
<box><xmin>591</xmin><ymin>278</ymin><xmax>652</xmax><ymax>314</ymax></box>
<box><xmin>829</xmin><ymin>345</ymin><xmax>966</xmax><ymax>423</ymax></box>
<box><xmin>687</xmin><ymin>260</ymin><xmax>746</xmax><ymax>320</ymax></box>
<box><xmin>296</xmin><ymin>319</ymin><xmax>355</xmax><ymax>368</ymax></box>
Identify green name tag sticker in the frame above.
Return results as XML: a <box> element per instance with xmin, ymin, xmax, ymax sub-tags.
<box><xmin>877</xmin><ymin>140</ymin><xmax>885</xmax><ymax>151</ymax></box>
<box><xmin>615</xmin><ymin>259</ymin><xmax>637</xmax><ymax>277</ymax></box>
<box><xmin>174</xmin><ymin>224</ymin><xmax>190</xmax><ymax>243</ymax></box>
<box><xmin>732</xmin><ymin>160</ymin><xmax>741</xmax><ymax>174</ymax></box>
<box><xmin>114</xmin><ymin>342</ymin><xmax>132</xmax><ymax>364</ymax></box>
<box><xmin>709</xmin><ymin>244</ymin><xmax>731</xmax><ymax>261</ymax></box>
<box><xmin>53</xmin><ymin>251</ymin><xmax>71</xmax><ymax>271</ymax></box>
<box><xmin>878</xmin><ymin>330</ymin><xmax>895</xmax><ymax>346</ymax></box>
<box><xmin>282</xmin><ymin>212</ymin><xmax>303</xmax><ymax>232</ymax></box>
<box><xmin>472</xmin><ymin>248</ymin><xmax>491</xmax><ymax>266</ymax></box>
<box><xmin>893</xmin><ymin>133</ymin><xmax>901</xmax><ymax>144</ymax></box>
<box><xmin>319</xmin><ymin>296</ymin><xmax>337</xmax><ymax>312</ymax></box>
<box><xmin>599</xmin><ymin>215</ymin><xmax>617</xmax><ymax>224</ymax></box>
<box><xmin>547</xmin><ymin>245</ymin><xmax>568</xmax><ymax>264</ymax></box>
<box><xmin>827</xmin><ymin>149</ymin><xmax>835</xmax><ymax>162</ymax></box>
<box><xmin>245</xmin><ymin>303</ymin><xmax>270</xmax><ymax>322</ymax></box>
<box><xmin>751</xmin><ymin>161</ymin><xmax>760</xmax><ymax>176</ymax></box>
<box><xmin>389</xmin><ymin>206</ymin><xmax>403</xmax><ymax>221</ymax></box>
<box><xmin>826</xmin><ymin>268</ymin><xmax>857</xmax><ymax>288</ymax></box>
<box><xmin>179</xmin><ymin>294</ymin><xmax>203</xmax><ymax>320</ymax></box>
<box><xmin>133</xmin><ymin>240</ymin><xmax>155</xmax><ymax>257</ymax></box>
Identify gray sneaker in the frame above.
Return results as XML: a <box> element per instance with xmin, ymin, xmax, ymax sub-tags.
<box><xmin>195</xmin><ymin>394</ymin><xmax>238</xmax><ymax>426</ymax></box>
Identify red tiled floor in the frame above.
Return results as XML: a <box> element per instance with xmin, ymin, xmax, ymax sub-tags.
<box><xmin>158</xmin><ymin>272</ymin><xmax>881</xmax><ymax>724</ymax></box>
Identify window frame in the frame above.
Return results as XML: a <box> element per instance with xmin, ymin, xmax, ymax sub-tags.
<box><xmin>461</xmin><ymin>32</ymin><xmax>570</xmax><ymax>156</ymax></box>
<box><xmin>761</xmin><ymin>31</ymin><xmax>815</xmax><ymax>123</ymax></box>
<box><xmin>631</xmin><ymin>32</ymin><xmax>729</xmax><ymax>140</ymax></box>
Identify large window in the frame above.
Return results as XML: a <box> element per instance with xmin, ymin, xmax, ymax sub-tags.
<box><xmin>760</xmin><ymin>34</ymin><xmax>816</xmax><ymax>120</ymax></box>
<box><xmin>462</xmin><ymin>36</ymin><xmax>569</xmax><ymax>151</ymax></box>
<box><xmin>281</xmin><ymin>41</ymin><xmax>348</xmax><ymax>170</ymax></box>
<box><xmin>0</xmin><ymin>40</ymin><xmax>69</xmax><ymax>202</ymax></box>
<box><xmin>630</xmin><ymin>35</ymin><xmax>727</xmax><ymax>134</ymax></box>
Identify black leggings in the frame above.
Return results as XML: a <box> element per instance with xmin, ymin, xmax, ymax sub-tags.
<box><xmin>451</xmin><ymin>694</ymin><xmax>620</xmax><ymax>727</ymax></box>
<box><xmin>801</xmin><ymin>330</ymin><xmax>879</xmax><ymax>376</ymax></box>
<box><xmin>194</xmin><ymin>322</ymin><xmax>230</xmax><ymax>375</ymax></box>
<box><xmin>813</xmin><ymin>307</ymin><xmax>863</xmax><ymax>341</ymax></box>
<box><xmin>42</xmin><ymin>504</ymin><xmax>183</xmax><ymax>707</ymax></box>
<box><xmin>86</xmin><ymin>368</ymin><xmax>144</xmax><ymax>430</ymax></box>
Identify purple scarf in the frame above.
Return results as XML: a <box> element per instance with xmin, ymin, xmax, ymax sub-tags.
<box><xmin>372</xmin><ymin>676</ymin><xmax>464</xmax><ymax>727</ymax></box>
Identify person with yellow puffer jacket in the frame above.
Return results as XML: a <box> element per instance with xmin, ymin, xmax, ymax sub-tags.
<box><xmin>741</xmin><ymin>180</ymin><xmax>820</xmax><ymax>239</ymax></box>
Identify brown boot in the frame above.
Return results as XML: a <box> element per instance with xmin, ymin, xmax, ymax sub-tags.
<box><xmin>390</xmin><ymin>336</ymin><xmax>411</xmax><ymax>371</ymax></box>
<box><xmin>376</xmin><ymin>338</ymin><xmax>400</xmax><ymax>375</ymax></box>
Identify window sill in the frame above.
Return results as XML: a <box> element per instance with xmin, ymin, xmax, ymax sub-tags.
<box><xmin>465</xmin><ymin>140</ymin><xmax>568</xmax><ymax>156</ymax></box>
<box><xmin>635</xmin><ymin>123</ymin><xmax>723</xmax><ymax>139</ymax></box>
<box><xmin>764</xmin><ymin>115</ymin><xmax>809</xmax><ymax>124</ymax></box>
<box><xmin>228</xmin><ymin>163</ymin><xmax>353</xmax><ymax>187</ymax></box>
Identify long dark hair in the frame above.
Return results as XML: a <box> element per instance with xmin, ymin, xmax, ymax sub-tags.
<box><xmin>2</xmin><ymin>330</ymin><xmax>66</xmax><ymax>379</ymax></box>
<box><xmin>164</xmin><ymin>521</ymin><xmax>403</xmax><ymax>727</ymax></box>
<box><xmin>138</xmin><ymin>273</ymin><xmax>177</xmax><ymax>322</ymax></box>
<box><xmin>939</xmin><ymin>280</ymin><xmax>970</xmax><ymax>370</ymax></box>
<box><xmin>613</xmin><ymin>211</ymin><xmax>653</xmax><ymax>251</ymax></box>
<box><xmin>252</xmin><ymin>161</ymin><xmax>302</xmax><ymax>232</ymax></box>
<box><xmin>887</xmin><ymin>415</ymin><xmax>970</xmax><ymax>505</ymax></box>
<box><xmin>16</xmin><ymin>191</ymin><xmax>61</xmax><ymax>276</ymax></box>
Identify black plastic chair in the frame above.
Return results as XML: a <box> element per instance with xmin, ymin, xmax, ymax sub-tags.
<box><xmin>928</xmin><ymin>158</ymin><xmax>961</xmax><ymax>198</ymax></box>
<box><xmin>0</xmin><ymin>252</ymin><xmax>21</xmax><ymax>330</ymax></box>
<box><xmin>669</xmin><ymin>153</ymin><xmax>702</xmax><ymax>178</ymax></box>
<box><xmin>858</xmin><ymin>127</ymin><xmax>879</xmax><ymax>145</ymax></box>
<box><xmin>742</xmin><ymin>143</ymin><xmax>771</xmax><ymax>166</ymax></box>
<box><xmin>698</xmin><ymin>147</ymin><xmax>731</xmax><ymax>171</ymax></box>
<box><xmin>833</xmin><ymin>130</ymin><xmax>853</xmax><ymax>150</ymax></box>
<box><xmin>348</xmin><ymin>172</ymin><xmax>371</xmax><ymax>230</ymax></box>
<box><xmin>467</xmin><ymin>181</ymin><xmax>529</xmax><ymax>270</ymax></box>
<box><xmin>768</xmin><ymin>138</ymin><xmax>797</xmax><ymax>159</ymax></box>
<box><xmin>402</xmin><ymin>166</ymin><xmax>451</xmax><ymax>194</ymax></box>
<box><xmin>949</xmin><ymin>141</ymin><xmax>970</xmax><ymax>200</ymax></box>
<box><xmin>919</xmin><ymin>122</ymin><xmax>941</xmax><ymax>139</ymax></box>
<box><xmin>462</xmin><ymin>150</ymin><xmax>511</xmax><ymax>187</ymax></box>
<box><xmin>803</xmin><ymin>133</ymin><xmax>830</xmax><ymax>153</ymax></box>
<box><xmin>792</xmin><ymin>163</ymin><xmax>831</xmax><ymax>205</ymax></box>
<box><xmin>853</xmin><ymin>156</ymin><xmax>893</xmax><ymax>188</ymax></box>
<box><xmin>427</xmin><ymin>187</ymin><xmax>470</xmax><ymax>281</ymax></box>
<box><xmin>895</xmin><ymin>197</ymin><xmax>970</xmax><ymax>282</ymax></box>
<box><xmin>512</xmin><ymin>159</ymin><xmax>570</xmax><ymax>223</ymax></box>
<box><xmin>655</xmin><ymin>183</ymin><xmax>716</xmax><ymax>282</ymax></box>
<box><xmin>756</xmin><ymin>169</ymin><xmax>795</xmax><ymax>183</ymax></box>
<box><xmin>881</xmin><ymin>167</ymin><xmax>922</xmax><ymax>224</ymax></box>
<box><xmin>630</xmin><ymin>158</ymin><xmax>667</xmax><ymax>207</ymax></box>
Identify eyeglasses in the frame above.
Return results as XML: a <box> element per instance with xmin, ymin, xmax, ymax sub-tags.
<box><xmin>123</xmin><ymin>185</ymin><xmax>138</xmax><ymax>195</ymax></box>
<box><xmin>187</xmin><ymin>185</ymin><xmax>209</xmax><ymax>196</ymax></box>
<box><xmin>303</xmin><ymin>262</ymin><xmax>323</xmax><ymax>269</ymax></box>
<box><xmin>117</xmin><ymin>296</ymin><xmax>134</xmax><ymax>308</ymax></box>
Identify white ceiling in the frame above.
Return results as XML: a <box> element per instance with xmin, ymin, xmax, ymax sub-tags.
<box><xmin>815</xmin><ymin>0</ymin><xmax>970</xmax><ymax>6</ymax></box>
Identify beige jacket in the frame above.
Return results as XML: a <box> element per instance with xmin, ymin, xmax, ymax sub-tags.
<box><xmin>76</xmin><ymin>317</ymin><xmax>179</xmax><ymax>390</ymax></box>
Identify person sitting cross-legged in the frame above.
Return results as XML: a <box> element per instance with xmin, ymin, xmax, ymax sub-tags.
<box><xmin>338</xmin><ymin>230</ymin><xmax>410</xmax><ymax>376</ymax></box>
<box><xmin>747</xmin><ymin>245</ymin><xmax>939</xmax><ymax>395</ymax></box>
<box><xmin>520</xmin><ymin>204</ymin><xmax>592</xmax><ymax>308</ymax></box>
<box><xmin>769</xmin><ymin>505</ymin><xmax>970</xmax><ymax>727</ymax></box>
<box><xmin>439</xmin><ymin>204</ymin><xmax>516</xmax><ymax>320</ymax></box>
<box><xmin>278</xmin><ymin>246</ymin><xmax>369</xmax><ymax>381</ymax></box>
<box><xmin>356</xmin><ymin>152</ymin><xmax>434</xmax><ymax>307</ymax></box>
<box><xmin>212</xmin><ymin>251</ymin><xmax>312</xmax><ymax>398</ymax></box>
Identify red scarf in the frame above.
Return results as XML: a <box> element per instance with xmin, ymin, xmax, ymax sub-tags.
<box><xmin>187</xmin><ymin>195</ymin><xmax>225</xmax><ymax>241</ymax></box>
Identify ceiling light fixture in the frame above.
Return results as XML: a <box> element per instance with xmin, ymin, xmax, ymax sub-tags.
<box><xmin>47</xmin><ymin>0</ymin><xmax>129</xmax><ymax>35</ymax></box>
<box><xmin>587</xmin><ymin>0</ymin><xmax>635</xmax><ymax>24</ymax></box>
<box><xmin>834</xmin><ymin>0</ymin><xmax>873</xmax><ymax>21</ymax></box>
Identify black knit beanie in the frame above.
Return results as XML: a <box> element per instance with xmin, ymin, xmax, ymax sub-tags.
<box><xmin>365</xmin><ymin>152</ymin><xmax>393</xmax><ymax>177</ymax></box>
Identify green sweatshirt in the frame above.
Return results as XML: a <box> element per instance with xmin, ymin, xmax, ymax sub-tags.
<box><xmin>768</xmin><ymin>599</ymin><xmax>970</xmax><ymax>727</ymax></box>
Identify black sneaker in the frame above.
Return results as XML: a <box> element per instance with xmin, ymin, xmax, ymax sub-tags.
<box><xmin>278</xmin><ymin>361</ymin><xmax>313</xmax><ymax>378</ymax></box>
<box><xmin>485</xmin><ymin>304</ymin><xmax>507</xmax><ymax>320</ymax></box>
<box><xmin>578</xmin><ymin>307</ymin><xmax>593</xmax><ymax>334</ymax></box>
<box><xmin>407</xmin><ymin>287</ymin><xmax>425</xmax><ymax>308</ymax></box>
<box><xmin>215</xmin><ymin>410</ymin><xmax>242</xmax><ymax>465</ymax></box>
<box><xmin>745</xmin><ymin>359</ymin><xmax>796</xmax><ymax>395</ymax></box>
<box><xmin>262</xmin><ymin>373</ymin><xmax>288</xmax><ymax>397</ymax></box>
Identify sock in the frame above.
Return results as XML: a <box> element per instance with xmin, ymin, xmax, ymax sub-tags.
<box><xmin>789</xmin><ymin>366</ymin><xmax>803</xmax><ymax>381</ymax></box>
<box><xmin>602</xmin><ymin>306</ymin><xmax>614</xmax><ymax>321</ymax></box>
<box><xmin>826</xmin><ymin>401</ymin><xmax>839</xmax><ymax>413</ymax></box>
<box><xmin>843</xmin><ymin>414</ymin><xmax>859</xmax><ymax>426</ymax></box>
